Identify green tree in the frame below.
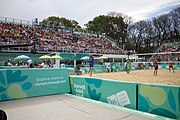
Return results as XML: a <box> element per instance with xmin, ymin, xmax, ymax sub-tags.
<box><xmin>41</xmin><ymin>16</ymin><xmax>81</xmax><ymax>30</ymax></box>
<box><xmin>85</xmin><ymin>14</ymin><xmax>128</xmax><ymax>49</ymax></box>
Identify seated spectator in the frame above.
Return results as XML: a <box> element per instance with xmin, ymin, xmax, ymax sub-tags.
<box><xmin>60</xmin><ymin>62</ymin><xmax>65</xmax><ymax>68</ymax></box>
<box><xmin>4</xmin><ymin>61</ymin><xmax>8</xmax><ymax>66</ymax></box>
<box><xmin>34</xmin><ymin>61</ymin><xmax>38</xmax><ymax>68</ymax></box>
<box><xmin>77</xmin><ymin>66</ymin><xmax>82</xmax><ymax>75</ymax></box>
<box><xmin>7</xmin><ymin>59</ymin><xmax>13</xmax><ymax>66</ymax></box>
<box><xmin>107</xmin><ymin>65</ymin><xmax>111</xmax><ymax>73</ymax></box>
<box><xmin>81</xmin><ymin>60</ymin><xmax>85</xmax><ymax>67</ymax></box>
<box><xmin>27</xmin><ymin>59</ymin><xmax>32</xmax><ymax>68</ymax></box>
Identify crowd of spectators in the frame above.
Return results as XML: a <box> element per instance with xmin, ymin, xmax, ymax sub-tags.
<box><xmin>4</xmin><ymin>58</ymin><xmax>53</xmax><ymax>68</ymax></box>
<box><xmin>159</xmin><ymin>43</ymin><xmax>179</xmax><ymax>53</ymax></box>
<box><xmin>0</xmin><ymin>22</ymin><xmax>123</xmax><ymax>54</ymax></box>
<box><xmin>154</xmin><ymin>43</ymin><xmax>180</xmax><ymax>62</ymax></box>
<box><xmin>0</xmin><ymin>23</ymin><xmax>34</xmax><ymax>45</ymax></box>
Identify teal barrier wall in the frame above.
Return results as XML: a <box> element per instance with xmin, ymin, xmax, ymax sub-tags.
<box><xmin>0</xmin><ymin>66</ymin><xmax>28</xmax><ymax>69</ymax></box>
<box><xmin>110</xmin><ymin>62</ymin><xmax>137</xmax><ymax>72</ymax></box>
<box><xmin>0</xmin><ymin>68</ymin><xmax>70</xmax><ymax>101</ymax></box>
<box><xmin>93</xmin><ymin>65</ymin><xmax>106</xmax><ymax>73</ymax></box>
<box><xmin>110</xmin><ymin>62</ymin><xmax>180</xmax><ymax>71</ymax></box>
<box><xmin>79</xmin><ymin>65</ymin><xmax>106</xmax><ymax>74</ymax></box>
<box><xmin>138</xmin><ymin>83</ymin><xmax>180</xmax><ymax>119</ymax></box>
<box><xmin>159</xmin><ymin>63</ymin><xmax>180</xmax><ymax>70</ymax></box>
<box><xmin>159</xmin><ymin>63</ymin><xmax>168</xmax><ymax>69</ymax></box>
<box><xmin>69</xmin><ymin>76</ymin><xmax>137</xmax><ymax>110</ymax></box>
<box><xmin>79</xmin><ymin>67</ymin><xmax>89</xmax><ymax>73</ymax></box>
<box><xmin>110</xmin><ymin>63</ymin><xmax>125</xmax><ymax>72</ymax></box>
<box><xmin>59</xmin><ymin>52</ymin><xmax>89</xmax><ymax>60</ymax></box>
<box><xmin>174</xmin><ymin>63</ymin><xmax>180</xmax><ymax>70</ymax></box>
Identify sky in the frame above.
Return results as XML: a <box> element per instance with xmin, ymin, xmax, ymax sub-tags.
<box><xmin>0</xmin><ymin>0</ymin><xmax>180</xmax><ymax>27</ymax></box>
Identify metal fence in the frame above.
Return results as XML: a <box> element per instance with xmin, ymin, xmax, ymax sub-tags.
<box><xmin>0</xmin><ymin>45</ymin><xmax>125</xmax><ymax>55</ymax></box>
<box><xmin>0</xmin><ymin>16</ymin><xmax>35</xmax><ymax>26</ymax></box>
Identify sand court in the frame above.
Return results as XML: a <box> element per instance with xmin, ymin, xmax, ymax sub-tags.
<box><xmin>81</xmin><ymin>69</ymin><xmax>180</xmax><ymax>85</ymax></box>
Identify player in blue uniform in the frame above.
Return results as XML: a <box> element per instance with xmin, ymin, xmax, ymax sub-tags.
<box><xmin>89</xmin><ymin>54</ymin><xmax>94</xmax><ymax>77</ymax></box>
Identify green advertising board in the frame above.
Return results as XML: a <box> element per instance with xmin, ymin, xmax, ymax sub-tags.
<box><xmin>59</xmin><ymin>52</ymin><xmax>89</xmax><ymax>60</ymax></box>
<box><xmin>172</xmin><ymin>63</ymin><xmax>180</xmax><ymax>70</ymax></box>
<box><xmin>69</xmin><ymin>76</ymin><xmax>137</xmax><ymax>110</ymax></box>
<box><xmin>0</xmin><ymin>68</ymin><xmax>70</xmax><ymax>101</ymax></box>
<box><xmin>157</xmin><ymin>63</ymin><xmax>180</xmax><ymax>70</ymax></box>
<box><xmin>138</xmin><ymin>83</ymin><xmax>180</xmax><ymax>119</ymax></box>
<box><xmin>93</xmin><ymin>65</ymin><xmax>107</xmax><ymax>73</ymax></box>
<box><xmin>158</xmin><ymin>63</ymin><xmax>168</xmax><ymax>69</ymax></box>
<box><xmin>80</xmin><ymin>65</ymin><xmax>106</xmax><ymax>74</ymax></box>
<box><xmin>110</xmin><ymin>62</ymin><xmax>125</xmax><ymax>72</ymax></box>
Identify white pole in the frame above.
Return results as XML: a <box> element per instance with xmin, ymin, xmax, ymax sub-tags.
<box><xmin>74</xmin><ymin>53</ymin><xmax>76</xmax><ymax>68</ymax></box>
<box><xmin>74</xmin><ymin>60</ymin><xmax>76</xmax><ymax>68</ymax></box>
<box><xmin>55</xmin><ymin>59</ymin><xmax>60</xmax><ymax>68</ymax></box>
<box><xmin>55</xmin><ymin>52</ymin><xmax>60</xmax><ymax>68</ymax></box>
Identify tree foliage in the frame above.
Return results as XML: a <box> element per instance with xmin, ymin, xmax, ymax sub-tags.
<box><xmin>127</xmin><ymin>7</ymin><xmax>180</xmax><ymax>53</ymax></box>
<box><xmin>84</xmin><ymin>7</ymin><xmax>179</xmax><ymax>53</ymax></box>
<box><xmin>41</xmin><ymin>16</ymin><xmax>82</xmax><ymax>30</ymax></box>
<box><xmin>85</xmin><ymin>13</ymin><xmax>129</xmax><ymax>48</ymax></box>
<box><xmin>40</xmin><ymin>7</ymin><xmax>180</xmax><ymax>53</ymax></box>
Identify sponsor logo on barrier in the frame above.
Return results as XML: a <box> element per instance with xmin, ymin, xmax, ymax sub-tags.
<box><xmin>35</xmin><ymin>76</ymin><xmax>66</xmax><ymax>87</ymax></box>
<box><xmin>107</xmin><ymin>90</ymin><xmax>130</xmax><ymax>107</ymax></box>
<box><xmin>74</xmin><ymin>83</ymin><xmax>85</xmax><ymax>97</ymax></box>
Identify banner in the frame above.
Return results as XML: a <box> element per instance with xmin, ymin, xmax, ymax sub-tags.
<box><xmin>138</xmin><ymin>83</ymin><xmax>180</xmax><ymax>119</ymax></box>
<box><xmin>110</xmin><ymin>63</ymin><xmax>125</xmax><ymax>72</ymax></box>
<box><xmin>79</xmin><ymin>65</ymin><xmax>106</xmax><ymax>74</ymax></box>
<box><xmin>69</xmin><ymin>76</ymin><xmax>137</xmax><ymax>110</ymax></box>
<box><xmin>0</xmin><ymin>68</ymin><xmax>70</xmax><ymax>101</ymax></box>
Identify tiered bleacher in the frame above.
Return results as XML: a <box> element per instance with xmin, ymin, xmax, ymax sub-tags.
<box><xmin>151</xmin><ymin>42</ymin><xmax>180</xmax><ymax>62</ymax></box>
<box><xmin>0</xmin><ymin>19</ymin><xmax>124</xmax><ymax>54</ymax></box>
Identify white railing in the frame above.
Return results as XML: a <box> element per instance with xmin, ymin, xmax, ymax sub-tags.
<box><xmin>0</xmin><ymin>45</ymin><xmax>125</xmax><ymax>54</ymax></box>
